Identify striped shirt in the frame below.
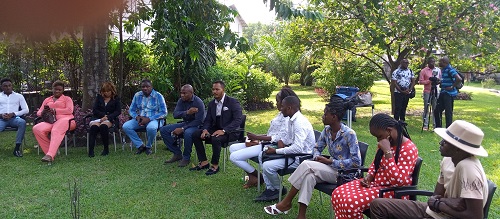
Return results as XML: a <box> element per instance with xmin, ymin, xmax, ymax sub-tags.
<box><xmin>440</xmin><ymin>64</ymin><xmax>459</xmax><ymax>97</ymax></box>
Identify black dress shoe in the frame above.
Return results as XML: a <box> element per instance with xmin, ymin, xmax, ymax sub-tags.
<box><xmin>135</xmin><ymin>146</ymin><xmax>146</xmax><ymax>154</ymax></box>
<box><xmin>13</xmin><ymin>150</ymin><xmax>23</xmax><ymax>157</ymax></box>
<box><xmin>101</xmin><ymin>150</ymin><xmax>109</xmax><ymax>156</ymax></box>
<box><xmin>205</xmin><ymin>166</ymin><xmax>220</xmax><ymax>175</ymax></box>
<box><xmin>145</xmin><ymin>148</ymin><xmax>153</xmax><ymax>155</ymax></box>
<box><xmin>189</xmin><ymin>163</ymin><xmax>210</xmax><ymax>171</ymax></box>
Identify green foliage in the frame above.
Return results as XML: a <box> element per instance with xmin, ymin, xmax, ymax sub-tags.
<box><xmin>205</xmin><ymin>49</ymin><xmax>279</xmax><ymax>110</ymax></box>
<box><xmin>283</xmin><ymin>0</ymin><xmax>500</xmax><ymax>83</ymax></box>
<box><xmin>289</xmin><ymin>73</ymin><xmax>301</xmax><ymax>84</ymax></box>
<box><xmin>133</xmin><ymin>0</ymin><xmax>249</xmax><ymax>97</ymax></box>
<box><xmin>481</xmin><ymin>78</ymin><xmax>497</xmax><ymax>89</ymax></box>
<box><xmin>312</xmin><ymin>52</ymin><xmax>377</xmax><ymax>98</ymax></box>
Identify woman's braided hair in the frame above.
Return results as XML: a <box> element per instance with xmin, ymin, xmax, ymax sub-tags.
<box><xmin>369</xmin><ymin>113</ymin><xmax>411</xmax><ymax>173</ymax></box>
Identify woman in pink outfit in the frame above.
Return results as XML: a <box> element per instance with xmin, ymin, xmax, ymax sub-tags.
<box><xmin>33</xmin><ymin>80</ymin><xmax>75</xmax><ymax>162</ymax></box>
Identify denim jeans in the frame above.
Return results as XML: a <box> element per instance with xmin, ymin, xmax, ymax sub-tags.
<box><xmin>159</xmin><ymin>123</ymin><xmax>197</xmax><ymax>160</ymax></box>
<box><xmin>122</xmin><ymin>119</ymin><xmax>162</xmax><ymax>148</ymax></box>
<box><xmin>0</xmin><ymin>116</ymin><xmax>26</xmax><ymax>144</ymax></box>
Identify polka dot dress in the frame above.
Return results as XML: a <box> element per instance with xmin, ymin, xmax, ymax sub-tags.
<box><xmin>332</xmin><ymin>140</ymin><xmax>418</xmax><ymax>219</ymax></box>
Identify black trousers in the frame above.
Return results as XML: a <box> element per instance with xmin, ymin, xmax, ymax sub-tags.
<box><xmin>434</xmin><ymin>92</ymin><xmax>454</xmax><ymax>128</ymax></box>
<box><xmin>192</xmin><ymin>128</ymin><xmax>238</xmax><ymax>165</ymax></box>
<box><xmin>394</xmin><ymin>92</ymin><xmax>410</xmax><ymax>121</ymax></box>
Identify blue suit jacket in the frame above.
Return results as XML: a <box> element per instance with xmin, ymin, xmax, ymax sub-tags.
<box><xmin>202</xmin><ymin>94</ymin><xmax>242</xmax><ymax>132</ymax></box>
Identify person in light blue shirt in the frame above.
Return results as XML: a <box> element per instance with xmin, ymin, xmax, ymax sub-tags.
<box><xmin>434</xmin><ymin>57</ymin><xmax>462</xmax><ymax>128</ymax></box>
<box><xmin>123</xmin><ymin>79</ymin><xmax>167</xmax><ymax>155</ymax></box>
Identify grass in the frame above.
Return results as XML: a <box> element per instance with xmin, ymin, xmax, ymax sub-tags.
<box><xmin>0</xmin><ymin>81</ymin><xmax>498</xmax><ymax>218</ymax></box>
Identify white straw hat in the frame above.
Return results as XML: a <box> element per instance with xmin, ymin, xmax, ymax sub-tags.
<box><xmin>434</xmin><ymin>120</ymin><xmax>488</xmax><ymax>157</ymax></box>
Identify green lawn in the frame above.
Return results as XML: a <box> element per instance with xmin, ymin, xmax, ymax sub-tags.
<box><xmin>0</xmin><ymin>81</ymin><xmax>498</xmax><ymax>218</ymax></box>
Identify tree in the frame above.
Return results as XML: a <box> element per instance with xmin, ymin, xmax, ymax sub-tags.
<box><xmin>132</xmin><ymin>0</ymin><xmax>249</xmax><ymax>96</ymax></box>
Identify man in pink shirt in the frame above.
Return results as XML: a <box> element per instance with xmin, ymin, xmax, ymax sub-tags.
<box><xmin>418</xmin><ymin>57</ymin><xmax>441</xmax><ymax>131</ymax></box>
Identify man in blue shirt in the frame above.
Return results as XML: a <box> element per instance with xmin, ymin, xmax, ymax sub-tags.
<box><xmin>123</xmin><ymin>79</ymin><xmax>167</xmax><ymax>155</ymax></box>
<box><xmin>434</xmin><ymin>57</ymin><xmax>462</xmax><ymax>128</ymax></box>
<box><xmin>161</xmin><ymin>84</ymin><xmax>205</xmax><ymax>167</ymax></box>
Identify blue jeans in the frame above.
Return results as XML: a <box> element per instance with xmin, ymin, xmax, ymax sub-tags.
<box><xmin>0</xmin><ymin>116</ymin><xmax>27</xmax><ymax>145</ymax></box>
<box><xmin>122</xmin><ymin>119</ymin><xmax>162</xmax><ymax>148</ymax></box>
<box><xmin>159</xmin><ymin>123</ymin><xmax>196</xmax><ymax>160</ymax></box>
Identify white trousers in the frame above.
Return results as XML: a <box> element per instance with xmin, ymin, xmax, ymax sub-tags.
<box><xmin>229</xmin><ymin>142</ymin><xmax>263</xmax><ymax>173</ymax></box>
<box><xmin>259</xmin><ymin>152</ymin><xmax>299</xmax><ymax>190</ymax></box>
<box><xmin>288</xmin><ymin>160</ymin><xmax>338</xmax><ymax>206</ymax></box>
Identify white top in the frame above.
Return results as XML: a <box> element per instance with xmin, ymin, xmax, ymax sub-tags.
<box><xmin>275</xmin><ymin>111</ymin><xmax>315</xmax><ymax>155</ymax></box>
<box><xmin>267</xmin><ymin>112</ymin><xmax>289</xmax><ymax>143</ymax></box>
<box><xmin>0</xmin><ymin>91</ymin><xmax>29</xmax><ymax>116</ymax></box>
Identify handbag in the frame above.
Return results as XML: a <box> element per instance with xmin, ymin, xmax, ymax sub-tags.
<box><xmin>337</xmin><ymin>168</ymin><xmax>362</xmax><ymax>186</ymax></box>
<box><xmin>41</xmin><ymin>109</ymin><xmax>57</xmax><ymax>124</ymax></box>
<box><xmin>356</xmin><ymin>92</ymin><xmax>372</xmax><ymax>105</ymax></box>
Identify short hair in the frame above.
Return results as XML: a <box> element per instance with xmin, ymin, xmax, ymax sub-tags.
<box><xmin>52</xmin><ymin>80</ymin><xmax>65</xmax><ymax>88</ymax></box>
<box><xmin>277</xmin><ymin>87</ymin><xmax>298</xmax><ymax>102</ymax></box>
<box><xmin>213</xmin><ymin>80</ymin><xmax>225</xmax><ymax>89</ymax></box>
<box><xmin>100</xmin><ymin>81</ymin><xmax>117</xmax><ymax>97</ymax></box>
<box><xmin>0</xmin><ymin>78</ymin><xmax>12</xmax><ymax>84</ymax></box>
<box><xmin>181</xmin><ymin>84</ymin><xmax>194</xmax><ymax>93</ymax></box>
<box><xmin>141</xmin><ymin>79</ymin><xmax>152</xmax><ymax>86</ymax></box>
<box><xmin>282</xmin><ymin>96</ymin><xmax>301</xmax><ymax>110</ymax></box>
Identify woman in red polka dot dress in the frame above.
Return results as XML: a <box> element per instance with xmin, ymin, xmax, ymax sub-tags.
<box><xmin>332</xmin><ymin>113</ymin><xmax>418</xmax><ymax>219</ymax></box>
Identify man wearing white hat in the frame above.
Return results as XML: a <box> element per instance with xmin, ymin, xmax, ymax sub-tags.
<box><xmin>370</xmin><ymin>120</ymin><xmax>489</xmax><ymax>219</ymax></box>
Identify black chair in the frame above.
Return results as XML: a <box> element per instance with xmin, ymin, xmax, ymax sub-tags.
<box><xmin>203</xmin><ymin>115</ymin><xmax>246</xmax><ymax>172</ymax></box>
<box><xmin>34</xmin><ymin>116</ymin><xmax>76</xmax><ymax>155</ymax></box>
<box><xmin>261</xmin><ymin>129</ymin><xmax>321</xmax><ymax>202</ymax></box>
<box><xmin>221</xmin><ymin>114</ymin><xmax>246</xmax><ymax>172</ymax></box>
<box><xmin>314</xmin><ymin>141</ymin><xmax>369</xmax><ymax>219</ymax></box>
<box><xmin>132</xmin><ymin>117</ymin><xmax>166</xmax><ymax>153</ymax></box>
<box><xmin>83</xmin><ymin>115</ymin><xmax>122</xmax><ymax>152</ymax></box>
<box><xmin>394</xmin><ymin>179</ymin><xmax>496</xmax><ymax>219</ymax></box>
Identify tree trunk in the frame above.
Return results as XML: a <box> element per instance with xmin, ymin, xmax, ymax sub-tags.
<box><xmin>82</xmin><ymin>21</ymin><xmax>109</xmax><ymax>111</ymax></box>
<box><xmin>117</xmin><ymin>4</ymin><xmax>125</xmax><ymax>99</ymax></box>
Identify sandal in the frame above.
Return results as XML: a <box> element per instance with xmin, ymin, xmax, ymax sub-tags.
<box><xmin>242</xmin><ymin>181</ymin><xmax>258</xmax><ymax>189</ymax></box>
<box><xmin>264</xmin><ymin>204</ymin><xmax>289</xmax><ymax>215</ymax></box>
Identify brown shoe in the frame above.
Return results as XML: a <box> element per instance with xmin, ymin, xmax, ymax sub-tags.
<box><xmin>41</xmin><ymin>155</ymin><xmax>53</xmax><ymax>162</ymax></box>
<box><xmin>164</xmin><ymin>155</ymin><xmax>182</xmax><ymax>164</ymax></box>
<box><xmin>178</xmin><ymin>159</ymin><xmax>190</xmax><ymax>167</ymax></box>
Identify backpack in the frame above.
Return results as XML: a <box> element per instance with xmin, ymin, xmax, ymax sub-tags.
<box><xmin>448</xmin><ymin>69</ymin><xmax>464</xmax><ymax>90</ymax></box>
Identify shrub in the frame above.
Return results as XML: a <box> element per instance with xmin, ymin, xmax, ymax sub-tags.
<box><xmin>312</xmin><ymin>54</ymin><xmax>377</xmax><ymax>100</ymax></box>
<box><xmin>481</xmin><ymin>78</ymin><xmax>497</xmax><ymax>89</ymax></box>
<box><xmin>289</xmin><ymin>73</ymin><xmax>301</xmax><ymax>84</ymax></box>
<box><xmin>455</xmin><ymin>92</ymin><xmax>472</xmax><ymax>100</ymax></box>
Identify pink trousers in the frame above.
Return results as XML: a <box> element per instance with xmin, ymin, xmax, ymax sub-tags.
<box><xmin>33</xmin><ymin>118</ymin><xmax>76</xmax><ymax>158</ymax></box>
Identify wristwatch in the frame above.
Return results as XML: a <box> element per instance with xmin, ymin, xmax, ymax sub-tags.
<box><xmin>222</xmin><ymin>129</ymin><xmax>226</xmax><ymax>133</ymax></box>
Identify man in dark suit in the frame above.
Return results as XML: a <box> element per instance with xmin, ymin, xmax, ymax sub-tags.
<box><xmin>190</xmin><ymin>80</ymin><xmax>243</xmax><ymax>175</ymax></box>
